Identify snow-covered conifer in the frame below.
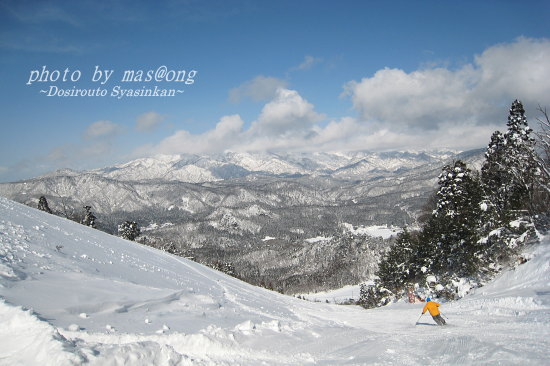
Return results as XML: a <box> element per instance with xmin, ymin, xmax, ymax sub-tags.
<box><xmin>376</xmin><ymin>228</ymin><xmax>417</xmax><ymax>293</ymax></box>
<box><xmin>357</xmin><ymin>283</ymin><xmax>390</xmax><ymax>309</ymax></box>
<box><xmin>37</xmin><ymin>196</ymin><xmax>52</xmax><ymax>214</ymax></box>
<box><xmin>535</xmin><ymin>106</ymin><xmax>550</xmax><ymax>180</ymax></box>
<box><xmin>482</xmin><ymin>100</ymin><xmax>541</xmax><ymax>215</ymax></box>
<box><xmin>118</xmin><ymin>221</ymin><xmax>140</xmax><ymax>241</ymax></box>
<box><xmin>81</xmin><ymin>206</ymin><xmax>97</xmax><ymax>228</ymax></box>
<box><xmin>478</xmin><ymin>100</ymin><xmax>543</xmax><ymax>264</ymax></box>
<box><xmin>425</xmin><ymin>160</ymin><xmax>483</xmax><ymax>276</ymax></box>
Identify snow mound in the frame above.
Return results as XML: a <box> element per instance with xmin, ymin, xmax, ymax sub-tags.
<box><xmin>0</xmin><ymin>300</ymin><xmax>84</xmax><ymax>366</ymax></box>
<box><xmin>452</xmin><ymin>239</ymin><xmax>550</xmax><ymax>313</ymax></box>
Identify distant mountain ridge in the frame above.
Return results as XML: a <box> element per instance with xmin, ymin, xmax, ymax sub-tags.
<box><xmin>0</xmin><ymin>149</ymin><xmax>485</xmax><ymax>217</ymax></box>
<box><xmin>67</xmin><ymin>150</ymin><xmax>465</xmax><ymax>183</ymax></box>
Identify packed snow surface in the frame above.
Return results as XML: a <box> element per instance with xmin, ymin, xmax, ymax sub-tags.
<box><xmin>0</xmin><ymin>197</ymin><xmax>549</xmax><ymax>365</ymax></box>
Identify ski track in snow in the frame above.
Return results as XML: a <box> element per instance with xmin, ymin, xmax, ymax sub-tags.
<box><xmin>0</xmin><ymin>197</ymin><xmax>549</xmax><ymax>365</ymax></box>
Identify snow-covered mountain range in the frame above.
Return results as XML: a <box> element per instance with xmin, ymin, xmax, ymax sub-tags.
<box><xmin>0</xmin><ymin>149</ymin><xmax>484</xmax><ymax>216</ymax></box>
<box><xmin>0</xmin><ymin>197</ymin><xmax>548</xmax><ymax>365</ymax></box>
<box><xmin>90</xmin><ymin>150</ymin><xmax>460</xmax><ymax>183</ymax></box>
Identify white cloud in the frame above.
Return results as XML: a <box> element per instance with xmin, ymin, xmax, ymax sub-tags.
<box><xmin>294</xmin><ymin>55</ymin><xmax>322</xmax><ymax>71</ymax></box>
<box><xmin>3</xmin><ymin>117</ymin><xmax>135</xmax><ymax>181</ymax></box>
<box><xmin>0</xmin><ymin>139</ymin><xmax>124</xmax><ymax>181</ymax></box>
<box><xmin>45</xmin><ymin>146</ymin><xmax>70</xmax><ymax>164</ymax></box>
<box><xmin>156</xmin><ymin>115</ymin><xmax>244</xmax><ymax>155</ymax></box>
<box><xmin>345</xmin><ymin>67</ymin><xmax>473</xmax><ymax>131</ymax></box>
<box><xmin>472</xmin><ymin>37</ymin><xmax>550</xmax><ymax>103</ymax></box>
<box><xmin>45</xmin><ymin>141</ymin><xmax>116</xmax><ymax>166</ymax></box>
<box><xmin>344</xmin><ymin>37</ymin><xmax>550</xmax><ymax>132</ymax></box>
<box><xmin>136</xmin><ymin>111</ymin><xmax>166</xmax><ymax>132</ymax></box>
<box><xmin>229</xmin><ymin>75</ymin><xmax>288</xmax><ymax>103</ymax></box>
<box><xmin>3</xmin><ymin>1</ymin><xmax>81</xmax><ymax>26</ymax></box>
<box><xmin>248</xmin><ymin>88</ymin><xmax>325</xmax><ymax>138</ymax></box>
<box><xmin>149</xmin><ymin>88</ymin><xmax>325</xmax><ymax>155</ymax></box>
<box><xmin>84</xmin><ymin>120</ymin><xmax>124</xmax><ymax>139</ymax></box>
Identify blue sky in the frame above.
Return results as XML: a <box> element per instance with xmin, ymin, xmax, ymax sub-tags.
<box><xmin>1</xmin><ymin>0</ymin><xmax>549</xmax><ymax>182</ymax></box>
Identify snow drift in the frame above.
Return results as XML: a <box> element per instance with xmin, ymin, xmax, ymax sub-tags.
<box><xmin>0</xmin><ymin>197</ymin><xmax>548</xmax><ymax>365</ymax></box>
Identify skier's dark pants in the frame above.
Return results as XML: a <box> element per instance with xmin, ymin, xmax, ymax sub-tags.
<box><xmin>433</xmin><ymin>314</ymin><xmax>446</xmax><ymax>325</ymax></box>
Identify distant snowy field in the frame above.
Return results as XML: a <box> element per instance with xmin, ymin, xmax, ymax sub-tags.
<box><xmin>0</xmin><ymin>197</ymin><xmax>548</xmax><ymax>365</ymax></box>
<box><xmin>341</xmin><ymin>223</ymin><xmax>402</xmax><ymax>239</ymax></box>
<box><xmin>301</xmin><ymin>284</ymin><xmax>364</xmax><ymax>304</ymax></box>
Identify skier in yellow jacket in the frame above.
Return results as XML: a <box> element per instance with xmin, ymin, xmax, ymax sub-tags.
<box><xmin>422</xmin><ymin>298</ymin><xmax>446</xmax><ymax>325</ymax></box>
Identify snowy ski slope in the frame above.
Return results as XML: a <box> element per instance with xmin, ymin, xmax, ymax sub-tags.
<box><xmin>0</xmin><ymin>197</ymin><xmax>548</xmax><ymax>365</ymax></box>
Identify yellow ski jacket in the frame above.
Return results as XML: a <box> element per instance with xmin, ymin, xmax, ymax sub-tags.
<box><xmin>422</xmin><ymin>301</ymin><xmax>441</xmax><ymax>316</ymax></box>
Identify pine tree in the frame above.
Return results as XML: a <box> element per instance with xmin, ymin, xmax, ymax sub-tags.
<box><xmin>376</xmin><ymin>228</ymin><xmax>417</xmax><ymax>293</ymax></box>
<box><xmin>535</xmin><ymin>106</ymin><xmax>550</xmax><ymax>183</ymax></box>
<box><xmin>81</xmin><ymin>206</ymin><xmax>97</xmax><ymax>228</ymax></box>
<box><xmin>481</xmin><ymin>131</ymin><xmax>507</xmax><ymax>216</ymax></box>
<box><xmin>118</xmin><ymin>221</ymin><xmax>140</xmax><ymax>241</ymax></box>
<box><xmin>482</xmin><ymin>100</ymin><xmax>541</xmax><ymax>216</ymax></box>
<box><xmin>357</xmin><ymin>283</ymin><xmax>391</xmax><ymax>309</ymax></box>
<box><xmin>478</xmin><ymin>100</ymin><xmax>542</xmax><ymax>267</ymax></box>
<box><xmin>533</xmin><ymin>106</ymin><xmax>550</xmax><ymax>220</ymax></box>
<box><xmin>159</xmin><ymin>242</ymin><xmax>186</xmax><ymax>256</ymax></box>
<box><xmin>503</xmin><ymin>100</ymin><xmax>541</xmax><ymax>212</ymax></box>
<box><xmin>210</xmin><ymin>260</ymin><xmax>236</xmax><ymax>276</ymax></box>
<box><xmin>423</xmin><ymin>160</ymin><xmax>483</xmax><ymax>276</ymax></box>
<box><xmin>37</xmin><ymin>196</ymin><xmax>52</xmax><ymax>214</ymax></box>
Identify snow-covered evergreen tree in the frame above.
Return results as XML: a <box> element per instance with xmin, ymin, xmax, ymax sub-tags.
<box><xmin>37</xmin><ymin>196</ymin><xmax>52</xmax><ymax>214</ymax></box>
<box><xmin>82</xmin><ymin>206</ymin><xmax>97</xmax><ymax>228</ymax></box>
<box><xmin>425</xmin><ymin>160</ymin><xmax>483</xmax><ymax>276</ymax></box>
<box><xmin>482</xmin><ymin>100</ymin><xmax>541</xmax><ymax>216</ymax></box>
<box><xmin>481</xmin><ymin>131</ymin><xmax>506</xmax><ymax>213</ymax></box>
<box><xmin>118</xmin><ymin>221</ymin><xmax>140</xmax><ymax>241</ymax></box>
<box><xmin>478</xmin><ymin>100</ymin><xmax>542</xmax><ymax>269</ymax></box>
<box><xmin>159</xmin><ymin>241</ymin><xmax>186</xmax><ymax>256</ymax></box>
<box><xmin>376</xmin><ymin>228</ymin><xmax>417</xmax><ymax>293</ymax></box>
<box><xmin>210</xmin><ymin>260</ymin><xmax>236</xmax><ymax>276</ymax></box>
<box><xmin>535</xmin><ymin>106</ymin><xmax>550</xmax><ymax>177</ymax></box>
<box><xmin>357</xmin><ymin>283</ymin><xmax>391</xmax><ymax>309</ymax></box>
<box><xmin>533</xmin><ymin>106</ymin><xmax>550</xmax><ymax>218</ymax></box>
